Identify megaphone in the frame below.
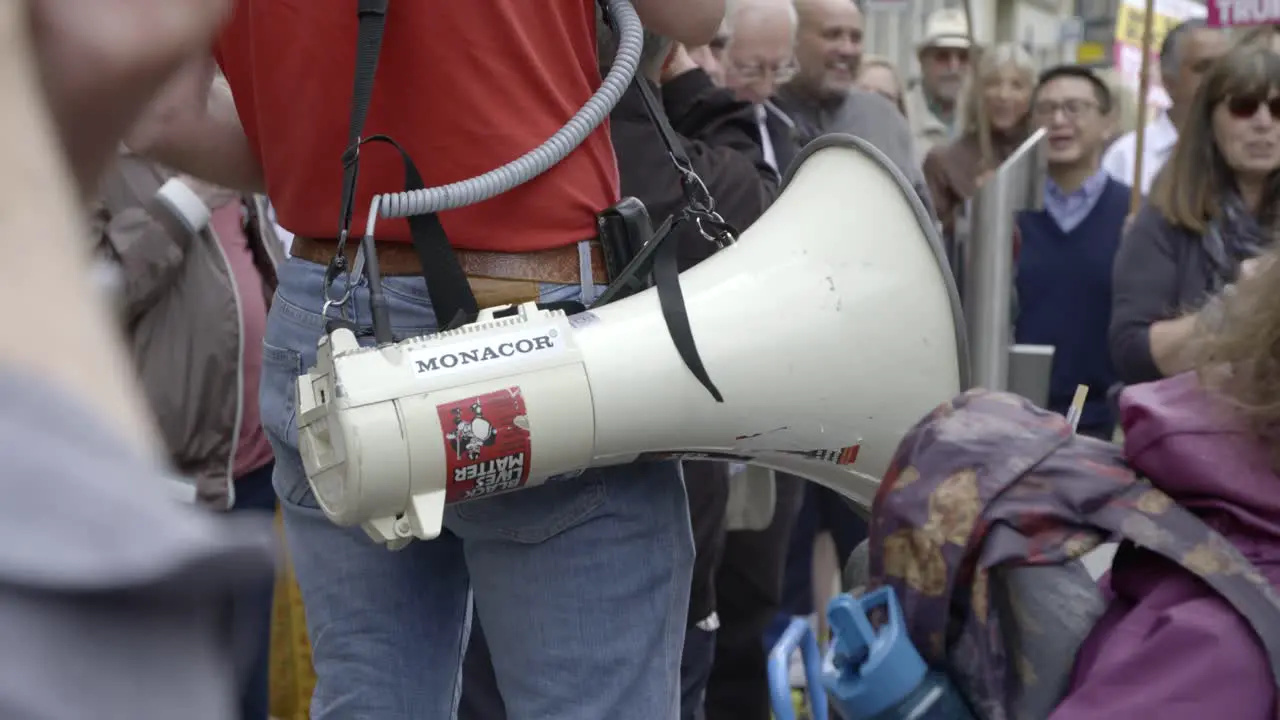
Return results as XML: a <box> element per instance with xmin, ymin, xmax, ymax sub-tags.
<box><xmin>296</xmin><ymin>134</ymin><xmax>968</xmax><ymax>546</ymax></box>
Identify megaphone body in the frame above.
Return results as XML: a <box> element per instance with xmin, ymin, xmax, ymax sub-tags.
<box><xmin>296</xmin><ymin>134</ymin><xmax>967</xmax><ymax>546</ymax></box>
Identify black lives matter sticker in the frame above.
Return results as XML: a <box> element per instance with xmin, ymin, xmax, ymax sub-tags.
<box><xmin>438</xmin><ymin>387</ymin><xmax>532</xmax><ymax>503</ymax></box>
<box><xmin>789</xmin><ymin>445</ymin><xmax>861</xmax><ymax>465</ymax></box>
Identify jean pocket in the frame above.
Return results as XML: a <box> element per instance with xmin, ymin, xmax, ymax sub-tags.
<box><xmin>260</xmin><ymin>341</ymin><xmax>302</xmax><ymax>448</ymax></box>
<box><xmin>450</xmin><ymin>474</ymin><xmax>607</xmax><ymax>544</ymax></box>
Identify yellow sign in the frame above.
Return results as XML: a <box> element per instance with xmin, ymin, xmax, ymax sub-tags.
<box><xmin>1077</xmin><ymin>42</ymin><xmax>1108</xmax><ymax>63</ymax></box>
<box><xmin>1115</xmin><ymin>3</ymin><xmax>1183</xmax><ymax>49</ymax></box>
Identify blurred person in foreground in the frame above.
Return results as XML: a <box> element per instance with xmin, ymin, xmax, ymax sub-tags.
<box><xmin>1051</xmin><ymin>202</ymin><xmax>1280</xmax><ymax>720</ymax></box>
<box><xmin>1014</xmin><ymin>66</ymin><xmax>1127</xmax><ymax>440</ymax></box>
<box><xmin>1102</xmin><ymin>19</ymin><xmax>1230</xmax><ymax>195</ymax></box>
<box><xmin>124</xmin><ymin>0</ymin><xmax>727</xmax><ymax>717</ymax></box>
<box><xmin>93</xmin><ymin>150</ymin><xmax>287</xmax><ymax>719</ymax></box>
<box><xmin>0</xmin><ymin>0</ymin><xmax>275</xmax><ymax>717</ymax></box>
<box><xmin>1110</xmin><ymin>44</ymin><xmax>1280</xmax><ymax>388</ymax></box>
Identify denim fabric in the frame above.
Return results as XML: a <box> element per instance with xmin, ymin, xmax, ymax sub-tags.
<box><xmin>259</xmin><ymin>257</ymin><xmax>693</xmax><ymax>719</ymax></box>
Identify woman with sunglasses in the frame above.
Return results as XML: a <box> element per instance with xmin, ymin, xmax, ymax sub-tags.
<box><xmin>1110</xmin><ymin>43</ymin><xmax>1280</xmax><ymax>387</ymax></box>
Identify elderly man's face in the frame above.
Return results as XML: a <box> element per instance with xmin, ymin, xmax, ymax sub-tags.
<box><xmin>722</xmin><ymin>8</ymin><xmax>796</xmax><ymax>104</ymax></box>
<box><xmin>919</xmin><ymin>45</ymin><xmax>970</xmax><ymax>106</ymax></box>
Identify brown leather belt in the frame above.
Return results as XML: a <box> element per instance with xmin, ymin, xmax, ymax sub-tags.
<box><xmin>290</xmin><ymin>236</ymin><xmax>609</xmax><ymax>285</ymax></box>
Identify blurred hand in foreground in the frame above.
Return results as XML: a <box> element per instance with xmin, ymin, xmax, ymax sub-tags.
<box><xmin>661</xmin><ymin>43</ymin><xmax>701</xmax><ymax>84</ymax></box>
<box><xmin>22</xmin><ymin>0</ymin><xmax>231</xmax><ymax>189</ymax></box>
<box><xmin>687</xmin><ymin>44</ymin><xmax>725</xmax><ymax>86</ymax></box>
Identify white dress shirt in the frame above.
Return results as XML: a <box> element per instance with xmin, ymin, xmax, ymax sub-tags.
<box><xmin>1100</xmin><ymin>111</ymin><xmax>1178</xmax><ymax>196</ymax></box>
<box><xmin>755</xmin><ymin>103</ymin><xmax>778</xmax><ymax>173</ymax></box>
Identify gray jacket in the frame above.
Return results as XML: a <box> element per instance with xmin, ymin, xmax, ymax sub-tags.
<box><xmin>92</xmin><ymin>153</ymin><xmax>286</xmax><ymax>508</ymax></box>
<box><xmin>775</xmin><ymin>86</ymin><xmax>936</xmax><ymax>219</ymax></box>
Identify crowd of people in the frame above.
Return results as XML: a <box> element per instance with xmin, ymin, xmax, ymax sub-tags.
<box><xmin>8</xmin><ymin>0</ymin><xmax>1280</xmax><ymax>717</ymax></box>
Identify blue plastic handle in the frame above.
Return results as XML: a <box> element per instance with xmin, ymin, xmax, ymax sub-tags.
<box><xmin>767</xmin><ymin>616</ymin><xmax>830</xmax><ymax>720</ymax></box>
<box><xmin>824</xmin><ymin>586</ymin><xmax>928</xmax><ymax>720</ymax></box>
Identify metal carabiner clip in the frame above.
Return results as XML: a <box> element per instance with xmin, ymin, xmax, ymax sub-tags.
<box><xmin>694</xmin><ymin>214</ymin><xmax>733</xmax><ymax>249</ymax></box>
<box><xmin>321</xmin><ymin>245</ymin><xmax>366</xmax><ymax>321</ymax></box>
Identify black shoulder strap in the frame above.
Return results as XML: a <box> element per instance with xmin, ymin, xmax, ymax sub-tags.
<box><xmin>594</xmin><ymin>0</ymin><xmax>730</xmax><ymax>403</ymax></box>
<box><xmin>330</xmin><ymin>0</ymin><xmax>478</xmax><ymax>330</ymax></box>
<box><xmin>336</xmin><ymin>0</ymin><xmax>725</xmax><ymax>402</ymax></box>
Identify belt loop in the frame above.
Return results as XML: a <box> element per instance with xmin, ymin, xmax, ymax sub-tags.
<box><xmin>577</xmin><ymin>240</ymin><xmax>597</xmax><ymax>306</ymax></box>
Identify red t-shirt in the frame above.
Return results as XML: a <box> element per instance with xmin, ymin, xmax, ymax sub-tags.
<box><xmin>214</xmin><ymin>1</ymin><xmax>619</xmax><ymax>251</ymax></box>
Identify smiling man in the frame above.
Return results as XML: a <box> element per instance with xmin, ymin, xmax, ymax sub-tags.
<box><xmin>774</xmin><ymin>0</ymin><xmax>933</xmax><ymax>212</ymax></box>
<box><xmin>1014</xmin><ymin>65</ymin><xmax>1128</xmax><ymax>439</ymax></box>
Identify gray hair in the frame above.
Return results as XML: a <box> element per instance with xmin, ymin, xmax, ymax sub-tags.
<box><xmin>720</xmin><ymin>0</ymin><xmax>799</xmax><ymax>41</ymax></box>
<box><xmin>596</xmin><ymin>7</ymin><xmax>672</xmax><ymax>79</ymax></box>
<box><xmin>1160</xmin><ymin>19</ymin><xmax>1210</xmax><ymax>79</ymax></box>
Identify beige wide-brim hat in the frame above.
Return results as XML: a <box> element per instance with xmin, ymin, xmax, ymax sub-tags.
<box><xmin>918</xmin><ymin>8</ymin><xmax>972</xmax><ymax>52</ymax></box>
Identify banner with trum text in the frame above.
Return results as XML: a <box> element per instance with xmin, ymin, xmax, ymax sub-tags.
<box><xmin>1207</xmin><ymin>0</ymin><xmax>1280</xmax><ymax>27</ymax></box>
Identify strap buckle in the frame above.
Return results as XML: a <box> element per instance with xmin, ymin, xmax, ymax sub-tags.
<box><xmin>670</xmin><ymin>152</ymin><xmax>735</xmax><ymax>249</ymax></box>
<box><xmin>323</xmin><ymin>135</ymin><xmax>367</xmax><ymax>315</ymax></box>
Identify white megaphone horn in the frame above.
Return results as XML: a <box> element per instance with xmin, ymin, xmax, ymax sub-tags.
<box><xmin>295</xmin><ymin>134</ymin><xmax>969</xmax><ymax>547</ymax></box>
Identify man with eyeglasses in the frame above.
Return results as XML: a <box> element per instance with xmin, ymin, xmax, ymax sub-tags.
<box><xmin>713</xmin><ymin>0</ymin><xmax>803</xmax><ymax>176</ymax></box>
<box><xmin>905</xmin><ymin>8</ymin><xmax>972</xmax><ymax>157</ymax></box>
<box><xmin>1015</xmin><ymin>65</ymin><xmax>1128</xmax><ymax>440</ymax></box>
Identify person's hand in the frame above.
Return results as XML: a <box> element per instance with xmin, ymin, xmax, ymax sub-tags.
<box><xmin>23</xmin><ymin>0</ymin><xmax>231</xmax><ymax>190</ymax></box>
<box><xmin>1199</xmin><ymin>257</ymin><xmax>1269</xmax><ymax>332</ymax></box>
<box><xmin>686</xmin><ymin>44</ymin><xmax>725</xmax><ymax>86</ymax></box>
<box><xmin>973</xmin><ymin>170</ymin><xmax>995</xmax><ymax>190</ymax></box>
<box><xmin>124</xmin><ymin>57</ymin><xmax>218</xmax><ymax>158</ymax></box>
<box><xmin>660</xmin><ymin>43</ymin><xmax>700</xmax><ymax>84</ymax></box>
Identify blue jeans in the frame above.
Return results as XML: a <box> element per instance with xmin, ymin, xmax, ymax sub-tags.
<box><xmin>259</xmin><ymin>257</ymin><xmax>693</xmax><ymax>719</ymax></box>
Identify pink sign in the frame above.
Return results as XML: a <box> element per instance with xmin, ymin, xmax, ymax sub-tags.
<box><xmin>1207</xmin><ymin>0</ymin><xmax>1280</xmax><ymax>27</ymax></box>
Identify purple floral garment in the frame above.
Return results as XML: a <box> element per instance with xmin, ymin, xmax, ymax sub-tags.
<box><xmin>864</xmin><ymin>388</ymin><xmax>1280</xmax><ymax>720</ymax></box>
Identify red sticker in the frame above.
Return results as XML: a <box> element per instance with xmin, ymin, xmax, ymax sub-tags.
<box><xmin>788</xmin><ymin>445</ymin><xmax>861</xmax><ymax>466</ymax></box>
<box><xmin>437</xmin><ymin>387</ymin><xmax>532</xmax><ymax>503</ymax></box>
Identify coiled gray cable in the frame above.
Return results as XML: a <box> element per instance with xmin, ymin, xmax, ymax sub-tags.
<box><xmin>364</xmin><ymin>0</ymin><xmax>642</xmax><ymax>233</ymax></box>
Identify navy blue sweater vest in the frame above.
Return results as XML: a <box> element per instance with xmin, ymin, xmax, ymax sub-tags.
<box><xmin>1014</xmin><ymin>179</ymin><xmax>1128</xmax><ymax>431</ymax></box>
